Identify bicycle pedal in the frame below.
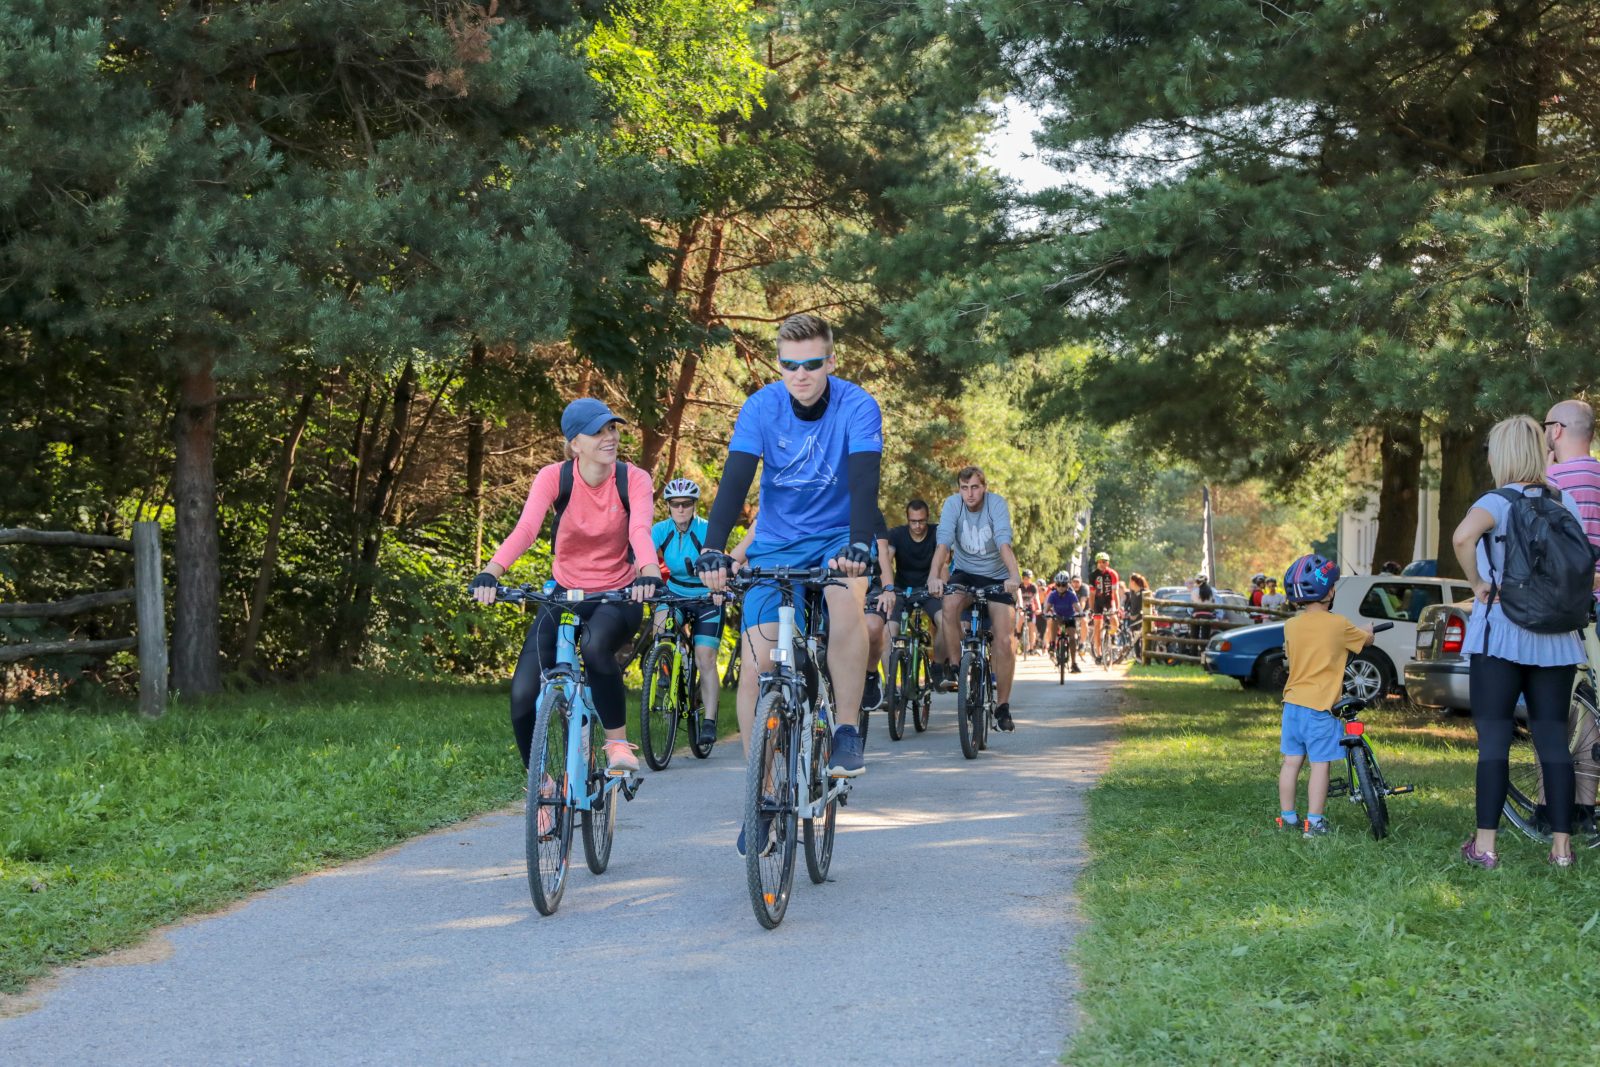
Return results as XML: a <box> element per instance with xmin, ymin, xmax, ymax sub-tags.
<box><xmin>619</xmin><ymin>776</ymin><xmax>643</xmax><ymax>800</ymax></box>
<box><xmin>1387</xmin><ymin>785</ymin><xmax>1414</xmax><ymax>795</ymax></box>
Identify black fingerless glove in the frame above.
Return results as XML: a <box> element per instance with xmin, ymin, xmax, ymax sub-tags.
<box><xmin>841</xmin><ymin>542</ymin><xmax>873</xmax><ymax>567</ymax></box>
<box><xmin>694</xmin><ymin>549</ymin><xmax>733</xmax><ymax>575</ymax></box>
<box><xmin>469</xmin><ymin>571</ymin><xmax>498</xmax><ymax>592</ymax></box>
<box><xmin>632</xmin><ymin>575</ymin><xmax>663</xmax><ymax>595</ymax></box>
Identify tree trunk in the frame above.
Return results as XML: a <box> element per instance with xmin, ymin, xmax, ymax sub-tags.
<box><xmin>1371</xmin><ymin>419</ymin><xmax>1422</xmax><ymax>571</ymax></box>
<box><xmin>464</xmin><ymin>341</ymin><xmax>487</xmax><ymax>568</ymax></box>
<box><xmin>638</xmin><ymin>222</ymin><xmax>705</xmax><ymax>471</ymax></box>
<box><xmin>171</xmin><ymin>356</ymin><xmax>221</xmax><ymax>694</ymax></box>
<box><xmin>331</xmin><ymin>360</ymin><xmax>416</xmax><ymax>664</ymax></box>
<box><xmin>1435</xmin><ymin>426</ymin><xmax>1489</xmax><ymax>580</ymax></box>
<box><xmin>642</xmin><ymin>218</ymin><xmax>725</xmax><ymax>474</ymax></box>
<box><xmin>239</xmin><ymin>385</ymin><xmax>317</xmax><ymax>670</ymax></box>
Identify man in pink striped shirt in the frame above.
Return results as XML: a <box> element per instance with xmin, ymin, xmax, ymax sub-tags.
<box><xmin>1545</xmin><ymin>397</ymin><xmax>1600</xmax><ymax>835</ymax></box>
<box><xmin>1545</xmin><ymin>398</ymin><xmax>1600</xmax><ymax>604</ymax></box>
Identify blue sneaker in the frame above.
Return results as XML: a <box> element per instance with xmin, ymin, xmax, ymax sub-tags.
<box><xmin>828</xmin><ymin>724</ymin><xmax>866</xmax><ymax>778</ymax></box>
<box><xmin>737</xmin><ymin>795</ymin><xmax>777</xmax><ymax>857</ymax></box>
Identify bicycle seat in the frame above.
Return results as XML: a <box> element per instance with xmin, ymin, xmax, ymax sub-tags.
<box><xmin>1331</xmin><ymin>696</ymin><xmax>1367</xmax><ymax>718</ymax></box>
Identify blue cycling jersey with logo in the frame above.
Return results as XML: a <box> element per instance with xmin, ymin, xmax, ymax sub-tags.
<box><xmin>651</xmin><ymin>516</ymin><xmax>709</xmax><ymax>597</ymax></box>
<box><xmin>727</xmin><ymin>377</ymin><xmax>883</xmax><ymax>545</ymax></box>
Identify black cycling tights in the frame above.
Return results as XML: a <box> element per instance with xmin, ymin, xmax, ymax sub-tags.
<box><xmin>1470</xmin><ymin>655</ymin><xmax>1577</xmax><ymax>834</ymax></box>
<box><xmin>509</xmin><ymin>597</ymin><xmax>642</xmax><ymax>768</ymax></box>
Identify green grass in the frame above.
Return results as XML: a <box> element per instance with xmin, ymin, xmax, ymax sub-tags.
<box><xmin>1068</xmin><ymin>664</ymin><xmax>1600</xmax><ymax>1065</ymax></box>
<box><xmin>0</xmin><ymin>675</ymin><xmax>738</xmax><ymax>994</ymax></box>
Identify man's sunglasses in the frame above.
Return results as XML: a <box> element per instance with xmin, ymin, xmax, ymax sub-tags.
<box><xmin>1543</xmin><ymin>420</ymin><xmax>1567</xmax><ymax>430</ymax></box>
<box><xmin>779</xmin><ymin>357</ymin><xmax>827</xmax><ymax>372</ymax></box>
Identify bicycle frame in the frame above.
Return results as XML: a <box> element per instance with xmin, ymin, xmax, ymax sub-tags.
<box><xmin>748</xmin><ymin>570</ymin><xmax>851</xmax><ymax>820</ymax></box>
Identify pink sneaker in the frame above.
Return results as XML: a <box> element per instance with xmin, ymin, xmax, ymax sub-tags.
<box><xmin>1548</xmin><ymin>850</ymin><xmax>1575</xmax><ymax>869</ymax></box>
<box><xmin>604</xmin><ymin>739</ymin><xmax>640</xmax><ymax>776</ymax></box>
<box><xmin>1460</xmin><ymin>839</ymin><xmax>1499</xmax><ymax>869</ymax></box>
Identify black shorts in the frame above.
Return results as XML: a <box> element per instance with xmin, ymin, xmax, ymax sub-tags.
<box><xmin>1092</xmin><ymin>595</ymin><xmax>1114</xmax><ymax>615</ymax></box>
<box><xmin>948</xmin><ymin>569</ymin><xmax>1015</xmax><ymax>607</ymax></box>
<box><xmin>668</xmin><ymin>599</ymin><xmax>725</xmax><ymax>649</ymax></box>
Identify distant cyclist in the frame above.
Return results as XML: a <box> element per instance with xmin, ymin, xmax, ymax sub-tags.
<box><xmin>928</xmin><ymin>465</ymin><xmax>1022</xmax><ymax>732</ymax></box>
<box><xmin>650</xmin><ymin>478</ymin><xmax>723</xmax><ymax>749</ymax></box>
<box><xmin>1016</xmin><ymin>570</ymin><xmax>1042</xmax><ymax>654</ymax></box>
<box><xmin>1044</xmin><ymin>571</ymin><xmax>1082</xmax><ymax>673</ymax></box>
<box><xmin>883</xmin><ymin>498</ymin><xmax>941</xmax><ymax>685</ymax></box>
<box><xmin>1088</xmin><ymin>552</ymin><xmax>1121</xmax><ymax>661</ymax></box>
<box><xmin>470</xmin><ymin>398</ymin><xmax>660</xmax><ymax>777</ymax></box>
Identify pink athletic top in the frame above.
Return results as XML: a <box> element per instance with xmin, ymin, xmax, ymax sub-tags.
<box><xmin>1548</xmin><ymin>455</ymin><xmax>1600</xmax><ymax>602</ymax></box>
<box><xmin>490</xmin><ymin>462</ymin><xmax>656</xmax><ymax>592</ymax></box>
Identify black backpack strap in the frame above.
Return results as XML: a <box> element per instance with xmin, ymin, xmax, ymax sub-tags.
<box><xmin>550</xmin><ymin>459</ymin><xmax>576</xmax><ymax>550</ymax></box>
<box><xmin>615</xmin><ymin>461</ymin><xmax>634</xmax><ymax>565</ymax></box>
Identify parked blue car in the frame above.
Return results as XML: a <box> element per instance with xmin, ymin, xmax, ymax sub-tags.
<box><xmin>1201</xmin><ymin>620</ymin><xmax>1289</xmax><ymax>691</ymax></box>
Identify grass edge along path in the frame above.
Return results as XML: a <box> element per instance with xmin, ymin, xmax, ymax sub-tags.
<box><xmin>1</xmin><ymin>676</ymin><xmax>738</xmax><ymax>996</ymax></box>
<box><xmin>1064</xmin><ymin>664</ymin><xmax>1600</xmax><ymax>1065</ymax></box>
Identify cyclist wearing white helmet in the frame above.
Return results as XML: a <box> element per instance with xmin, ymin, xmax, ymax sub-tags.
<box><xmin>1043</xmin><ymin>570</ymin><xmax>1082</xmax><ymax>673</ymax></box>
<box><xmin>651</xmin><ymin>477</ymin><xmax>722</xmax><ymax>747</ymax></box>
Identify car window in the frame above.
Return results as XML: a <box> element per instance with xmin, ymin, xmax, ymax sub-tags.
<box><xmin>1358</xmin><ymin>582</ymin><xmax>1443</xmax><ymax>623</ymax></box>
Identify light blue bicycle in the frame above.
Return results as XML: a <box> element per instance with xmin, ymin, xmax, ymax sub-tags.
<box><xmin>496</xmin><ymin>583</ymin><xmax>643</xmax><ymax>916</ymax></box>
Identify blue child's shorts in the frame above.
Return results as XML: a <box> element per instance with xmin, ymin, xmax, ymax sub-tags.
<box><xmin>1280</xmin><ymin>702</ymin><xmax>1344</xmax><ymax>763</ymax></box>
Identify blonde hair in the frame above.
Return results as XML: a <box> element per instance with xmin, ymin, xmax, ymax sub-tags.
<box><xmin>1486</xmin><ymin>415</ymin><xmax>1552</xmax><ymax>489</ymax></box>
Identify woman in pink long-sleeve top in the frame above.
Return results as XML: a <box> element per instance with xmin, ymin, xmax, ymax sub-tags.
<box><xmin>470</xmin><ymin>399</ymin><xmax>659</xmax><ymax>775</ymax></box>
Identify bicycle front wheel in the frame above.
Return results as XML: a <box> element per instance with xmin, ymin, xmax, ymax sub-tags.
<box><xmin>687</xmin><ymin>657</ymin><xmax>716</xmax><ymax>760</ymax></box>
<box><xmin>887</xmin><ymin>646</ymin><xmax>907</xmax><ymax>741</ymax></box>
<box><xmin>1349</xmin><ymin>743</ymin><xmax>1389</xmax><ymax>840</ymax></box>
<box><xmin>912</xmin><ymin>649</ymin><xmax>932</xmax><ymax>733</ymax></box>
<box><xmin>581</xmin><ymin>712</ymin><xmax>617</xmax><ymax>874</ymax></box>
<box><xmin>640</xmin><ymin>641</ymin><xmax>679</xmax><ymax>772</ymax></box>
<box><xmin>803</xmin><ymin>719</ymin><xmax>837</xmax><ymax>884</ymax></box>
<box><xmin>746</xmin><ymin>689</ymin><xmax>799</xmax><ymax>929</ymax></box>
<box><xmin>957</xmin><ymin>651</ymin><xmax>981</xmax><ymax>760</ymax></box>
<box><xmin>526</xmin><ymin>688</ymin><xmax>575</xmax><ymax>915</ymax></box>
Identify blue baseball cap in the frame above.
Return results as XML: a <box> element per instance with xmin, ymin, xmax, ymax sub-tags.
<box><xmin>560</xmin><ymin>398</ymin><xmax>626</xmax><ymax>441</ymax></box>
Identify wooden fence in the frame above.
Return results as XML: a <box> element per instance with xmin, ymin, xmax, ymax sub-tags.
<box><xmin>0</xmin><ymin>522</ymin><xmax>168</xmax><ymax>716</ymax></box>
<box><xmin>1139</xmin><ymin>596</ymin><xmax>1295</xmax><ymax>666</ymax></box>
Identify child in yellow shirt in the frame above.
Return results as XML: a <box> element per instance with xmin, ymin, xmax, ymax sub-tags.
<box><xmin>1277</xmin><ymin>554</ymin><xmax>1373</xmax><ymax>838</ymax></box>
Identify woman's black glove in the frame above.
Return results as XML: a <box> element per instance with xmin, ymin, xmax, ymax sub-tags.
<box><xmin>632</xmin><ymin>575</ymin><xmax>663</xmax><ymax>595</ymax></box>
<box><xmin>469</xmin><ymin>571</ymin><xmax>498</xmax><ymax>592</ymax></box>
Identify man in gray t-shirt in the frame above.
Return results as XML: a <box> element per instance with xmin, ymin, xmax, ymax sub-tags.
<box><xmin>927</xmin><ymin>465</ymin><xmax>1023</xmax><ymax>731</ymax></box>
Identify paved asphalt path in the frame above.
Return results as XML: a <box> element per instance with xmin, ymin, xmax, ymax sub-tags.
<box><xmin>1</xmin><ymin>656</ymin><xmax>1122</xmax><ymax>1066</ymax></box>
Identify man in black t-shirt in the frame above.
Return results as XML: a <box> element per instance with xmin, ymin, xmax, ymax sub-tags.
<box><xmin>883</xmin><ymin>498</ymin><xmax>942</xmax><ymax>684</ymax></box>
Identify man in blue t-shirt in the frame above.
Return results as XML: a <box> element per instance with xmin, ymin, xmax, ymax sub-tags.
<box><xmin>650</xmin><ymin>478</ymin><xmax>723</xmax><ymax>748</ymax></box>
<box><xmin>698</xmin><ymin>314</ymin><xmax>883</xmax><ymax>852</ymax></box>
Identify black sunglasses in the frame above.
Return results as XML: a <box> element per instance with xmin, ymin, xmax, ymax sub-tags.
<box><xmin>779</xmin><ymin>357</ymin><xmax>827</xmax><ymax>372</ymax></box>
<box><xmin>1543</xmin><ymin>420</ymin><xmax>1566</xmax><ymax>430</ymax></box>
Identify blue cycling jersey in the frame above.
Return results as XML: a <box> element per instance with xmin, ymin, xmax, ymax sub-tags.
<box><xmin>1045</xmin><ymin>588</ymin><xmax>1080</xmax><ymax>619</ymax></box>
<box><xmin>651</xmin><ymin>516</ymin><xmax>709</xmax><ymax>596</ymax></box>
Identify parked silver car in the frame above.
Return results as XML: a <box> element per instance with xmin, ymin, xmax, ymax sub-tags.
<box><xmin>1404</xmin><ymin>600</ymin><xmax>1472</xmax><ymax>711</ymax></box>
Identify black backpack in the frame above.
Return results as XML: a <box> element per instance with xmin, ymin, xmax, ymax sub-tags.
<box><xmin>551</xmin><ymin>459</ymin><xmax>633</xmax><ymax>562</ymax></box>
<box><xmin>1482</xmin><ymin>485</ymin><xmax>1600</xmax><ymax>634</ymax></box>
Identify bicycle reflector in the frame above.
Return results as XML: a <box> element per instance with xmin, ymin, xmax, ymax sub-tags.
<box><xmin>1344</xmin><ymin>721</ymin><xmax>1365</xmax><ymax>736</ymax></box>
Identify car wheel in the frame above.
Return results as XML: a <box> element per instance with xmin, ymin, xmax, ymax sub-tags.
<box><xmin>1343</xmin><ymin>651</ymin><xmax>1390</xmax><ymax>704</ymax></box>
<box><xmin>1257</xmin><ymin>652</ymin><xmax>1288</xmax><ymax>694</ymax></box>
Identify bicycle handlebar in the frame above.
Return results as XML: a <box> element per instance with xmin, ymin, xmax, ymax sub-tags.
<box><xmin>944</xmin><ymin>582</ymin><xmax>1009</xmax><ymax>599</ymax></box>
<box><xmin>725</xmin><ymin>565</ymin><xmax>847</xmax><ymax>593</ymax></box>
<box><xmin>489</xmin><ymin>584</ymin><xmax>636</xmax><ymax>606</ymax></box>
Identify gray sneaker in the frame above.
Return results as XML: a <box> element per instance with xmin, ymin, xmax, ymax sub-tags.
<box><xmin>1301</xmin><ymin>818</ymin><xmax>1332</xmax><ymax>839</ymax></box>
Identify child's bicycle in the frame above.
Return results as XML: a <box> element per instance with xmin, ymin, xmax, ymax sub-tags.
<box><xmin>494</xmin><ymin>583</ymin><xmax>644</xmax><ymax>916</ymax></box>
<box><xmin>1326</xmin><ymin>624</ymin><xmax>1413</xmax><ymax>839</ymax></box>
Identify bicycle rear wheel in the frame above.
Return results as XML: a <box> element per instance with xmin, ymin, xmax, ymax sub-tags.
<box><xmin>803</xmin><ymin>718</ymin><xmax>837</xmax><ymax>883</ymax></box>
<box><xmin>1506</xmin><ymin>682</ymin><xmax>1600</xmax><ymax>844</ymax></box>
<box><xmin>640</xmin><ymin>641</ymin><xmax>679</xmax><ymax>771</ymax></box>
<box><xmin>746</xmin><ymin>689</ymin><xmax>799</xmax><ymax>929</ymax></box>
<box><xmin>526</xmin><ymin>688</ymin><xmax>575</xmax><ymax>915</ymax></box>
<box><xmin>581</xmin><ymin>711</ymin><xmax>616</xmax><ymax>874</ymax></box>
<box><xmin>957</xmin><ymin>650</ymin><xmax>981</xmax><ymax>760</ymax></box>
<box><xmin>1348</xmin><ymin>743</ymin><xmax>1389</xmax><ymax>840</ymax></box>
<box><xmin>887</xmin><ymin>646</ymin><xmax>908</xmax><ymax>741</ymax></box>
